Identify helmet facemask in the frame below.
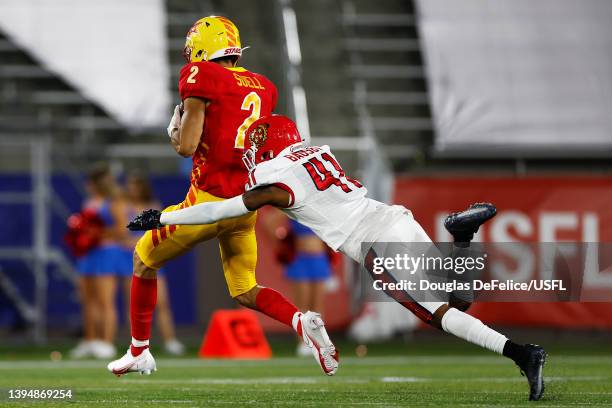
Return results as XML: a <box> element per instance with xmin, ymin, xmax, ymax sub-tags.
<box><xmin>242</xmin><ymin>146</ymin><xmax>257</xmax><ymax>172</ymax></box>
<box><xmin>243</xmin><ymin>122</ymin><xmax>270</xmax><ymax>171</ymax></box>
<box><xmin>242</xmin><ymin>115</ymin><xmax>303</xmax><ymax>172</ymax></box>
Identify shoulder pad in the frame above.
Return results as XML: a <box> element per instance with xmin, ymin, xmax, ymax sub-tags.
<box><xmin>179</xmin><ymin>62</ymin><xmax>224</xmax><ymax>101</ymax></box>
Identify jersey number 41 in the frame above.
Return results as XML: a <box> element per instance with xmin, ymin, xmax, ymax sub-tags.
<box><xmin>303</xmin><ymin>153</ymin><xmax>363</xmax><ymax>193</ymax></box>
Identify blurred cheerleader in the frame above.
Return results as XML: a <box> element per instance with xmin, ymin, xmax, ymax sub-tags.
<box><xmin>121</xmin><ymin>174</ymin><xmax>184</xmax><ymax>355</ymax></box>
<box><xmin>70</xmin><ymin>164</ymin><xmax>127</xmax><ymax>359</ymax></box>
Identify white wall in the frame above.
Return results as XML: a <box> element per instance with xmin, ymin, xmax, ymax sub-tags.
<box><xmin>0</xmin><ymin>0</ymin><xmax>170</xmax><ymax>129</ymax></box>
<box><xmin>417</xmin><ymin>0</ymin><xmax>612</xmax><ymax>155</ymax></box>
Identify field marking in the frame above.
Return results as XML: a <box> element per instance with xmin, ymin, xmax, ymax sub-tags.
<box><xmin>118</xmin><ymin>375</ymin><xmax>607</xmax><ymax>385</ymax></box>
<box><xmin>380</xmin><ymin>376</ymin><xmax>607</xmax><ymax>383</ymax></box>
<box><xmin>125</xmin><ymin>376</ymin><xmax>369</xmax><ymax>385</ymax></box>
<box><xmin>380</xmin><ymin>377</ymin><xmax>424</xmax><ymax>383</ymax></box>
<box><xmin>65</xmin><ymin>397</ymin><xmax>612</xmax><ymax>407</ymax></box>
<box><xmin>1</xmin><ymin>355</ymin><xmax>611</xmax><ymax>370</ymax></box>
<box><xmin>84</xmin><ymin>400</ymin><xmax>195</xmax><ymax>404</ymax></box>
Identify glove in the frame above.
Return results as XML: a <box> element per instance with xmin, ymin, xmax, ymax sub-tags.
<box><xmin>167</xmin><ymin>104</ymin><xmax>182</xmax><ymax>139</ymax></box>
<box><xmin>127</xmin><ymin>209</ymin><xmax>163</xmax><ymax>231</ymax></box>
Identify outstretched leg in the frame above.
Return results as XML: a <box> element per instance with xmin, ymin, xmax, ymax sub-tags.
<box><xmin>445</xmin><ymin>202</ymin><xmax>498</xmax><ymax>311</ymax></box>
<box><xmin>234</xmin><ymin>285</ymin><xmax>338</xmax><ymax>376</ymax></box>
<box><xmin>443</xmin><ymin>202</ymin><xmax>546</xmax><ymax>401</ymax></box>
<box><xmin>365</xmin><ymin>203</ymin><xmax>546</xmax><ymax>401</ymax></box>
<box><xmin>107</xmin><ymin>195</ymin><xmax>220</xmax><ymax>376</ymax></box>
<box><xmin>110</xmin><ymin>188</ymin><xmax>265</xmax><ymax>376</ymax></box>
<box><xmin>218</xmin><ymin>216</ymin><xmax>339</xmax><ymax>376</ymax></box>
<box><xmin>107</xmin><ymin>252</ymin><xmax>159</xmax><ymax>376</ymax></box>
<box><xmin>129</xmin><ymin>252</ymin><xmax>158</xmax><ymax>356</ymax></box>
<box><xmin>431</xmin><ymin>305</ymin><xmax>546</xmax><ymax>401</ymax></box>
<box><xmin>365</xmin><ymin>248</ymin><xmax>546</xmax><ymax>401</ymax></box>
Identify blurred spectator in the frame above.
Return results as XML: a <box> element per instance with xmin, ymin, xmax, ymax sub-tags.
<box><xmin>70</xmin><ymin>164</ymin><xmax>128</xmax><ymax>359</ymax></box>
<box><xmin>123</xmin><ymin>174</ymin><xmax>185</xmax><ymax>355</ymax></box>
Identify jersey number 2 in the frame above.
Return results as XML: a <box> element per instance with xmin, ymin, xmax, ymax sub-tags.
<box><xmin>303</xmin><ymin>153</ymin><xmax>363</xmax><ymax>193</ymax></box>
<box><xmin>235</xmin><ymin>92</ymin><xmax>261</xmax><ymax>148</ymax></box>
<box><xmin>187</xmin><ymin>66</ymin><xmax>198</xmax><ymax>83</ymax></box>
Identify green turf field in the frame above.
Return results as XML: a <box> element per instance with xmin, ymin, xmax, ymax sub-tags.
<box><xmin>0</xmin><ymin>341</ymin><xmax>611</xmax><ymax>407</ymax></box>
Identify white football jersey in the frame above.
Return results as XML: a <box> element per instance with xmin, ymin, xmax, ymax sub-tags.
<box><xmin>246</xmin><ymin>144</ymin><xmax>384</xmax><ymax>252</ymax></box>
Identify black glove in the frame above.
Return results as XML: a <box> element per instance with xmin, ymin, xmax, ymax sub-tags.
<box><xmin>127</xmin><ymin>209</ymin><xmax>163</xmax><ymax>231</ymax></box>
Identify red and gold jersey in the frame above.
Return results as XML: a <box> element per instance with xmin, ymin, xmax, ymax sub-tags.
<box><xmin>179</xmin><ymin>61</ymin><xmax>278</xmax><ymax>198</ymax></box>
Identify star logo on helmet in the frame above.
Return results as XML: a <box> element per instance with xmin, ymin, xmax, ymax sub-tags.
<box><xmin>249</xmin><ymin>123</ymin><xmax>269</xmax><ymax>148</ymax></box>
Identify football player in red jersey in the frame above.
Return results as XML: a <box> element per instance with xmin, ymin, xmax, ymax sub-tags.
<box><xmin>108</xmin><ymin>16</ymin><xmax>338</xmax><ymax>377</ymax></box>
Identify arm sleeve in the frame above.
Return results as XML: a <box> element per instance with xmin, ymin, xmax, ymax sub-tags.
<box><xmin>159</xmin><ymin>195</ymin><xmax>249</xmax><ymax>225</ymax></box>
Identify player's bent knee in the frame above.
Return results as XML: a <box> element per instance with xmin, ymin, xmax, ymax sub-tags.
<box><xmin>233</xmin><ymin>285</ymin><xmax>260</xmax><ymax>309</ymax></box>
<box><xmin>133</xmin><ymin>251</ymin><xmax>158</xmax><ymax>279</ymax></box>
<box><xmin>430</xmin><ymin>304</ymin><xmax>451</xmax><ymax>330</ymax></box>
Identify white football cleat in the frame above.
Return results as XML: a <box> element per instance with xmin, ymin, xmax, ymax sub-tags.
<box><xmin>107</xmin><ymin>348</ymin><xmax>157</xmax><ymax>377</ymax></box>
<box><xmin>300</xmin><ymin>311</ymin><xmax>339</xmax><ymax>376</ymax></box>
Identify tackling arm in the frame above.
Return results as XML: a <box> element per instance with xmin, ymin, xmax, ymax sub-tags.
<box><xmin>127</xmin><ymin>186</ymin><xmax>292</xmax><ymax>230</ymax></box>
<box><xmin>160</xmin><ymin>185</ymin><xmax>290</xmax><ymax>225</ymax></box>
<box><xmin>160</xmin><ymin>195</ymin><xmax>249</xmax><ymax>225</ymax></box>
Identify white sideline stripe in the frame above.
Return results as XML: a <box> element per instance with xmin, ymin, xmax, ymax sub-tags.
<box><xmin>126</xmin><ymin>376</ymin><xmax>368</xmax><ymax>385</ymax></box>
<box><xmin>381</xmin><ymin>376</ymin><xmax>607</xmax><ymax>383</ymax></box>
<box><xmin>0</xmin><ymin>355</ymin><xmax>610</xmax><ymax>369</ymax></box>
<box><xmin>79</xmin><ymin>392</ymin><xmax>612</xmax><ymax>407</ymax></box>
<box><xmin>87</xmin><ymin>400</ymin><xmax>194</xmax><ymax>404</ymax></box>
<box><xmin>124</xmin><ymin>375</ymin><xmax>606</xmax><ymax>385</ymax></box>
<box><xmin>0</xmin><ymin>356</ymin><xmax>491</xmax><ymax>370</ymax></box>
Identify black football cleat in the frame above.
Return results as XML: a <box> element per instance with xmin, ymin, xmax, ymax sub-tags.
<box><xmin>127</xmin><ymin>209</ymin><xmax>163</xmax><ymax>231</ymax></box>
<box><xmin>444</xmin><ymin>202</ymin><xmax>497</xmax><ymax>244</ymax></box>
<box><xmin>517</xmin><ymin>344</ymin><xmax>547</xmax><ymax>401</ymax></box>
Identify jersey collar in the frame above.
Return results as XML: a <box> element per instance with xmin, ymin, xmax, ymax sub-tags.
<box><xmin>278</xmin><ymin>143</ymin><xmax>306</xmax><ymax>157</ymax></box>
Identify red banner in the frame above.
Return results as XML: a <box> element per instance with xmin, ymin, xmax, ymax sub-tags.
<box><xmin>394</xmin><ymin>176</ymin><xmax>612</xmax><ymax>328</ymax></box>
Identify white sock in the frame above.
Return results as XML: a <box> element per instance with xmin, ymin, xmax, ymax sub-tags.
<box><xmin>131</xmin><ymin>337</ymin><xmax>149</xmax><ymax>347</ymax></box>
<box><xmin>291</xmin><ymin>312</ymin><xmax>302</xmax><ymax>333</ymax></box>
<box><xmin>441</xmin><ymin>308</ymin><xmax>507</xmax><ymax>354</ymax></box>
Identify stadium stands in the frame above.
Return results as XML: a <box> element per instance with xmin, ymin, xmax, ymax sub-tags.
<box><xmin>339</xmin><ymin>0</ymin><xmax>433</xmax><ymax>170</ymax></box>
<box><xmin>0</xmin><ymin>31</ymin><xmax>127</xmax><ymax>146</ymax></box>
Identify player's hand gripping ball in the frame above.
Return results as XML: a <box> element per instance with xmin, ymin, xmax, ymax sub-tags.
<box><xmin>167</xmin><ymin>104</ymin><xmax>183</xmax><ymax>142</ymax></box>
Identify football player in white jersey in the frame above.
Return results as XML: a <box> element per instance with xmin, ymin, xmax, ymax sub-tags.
<box><xmin>129</xmin><ymin>115</ymin><xmax>547</xmax><ymax>401</ymax></box>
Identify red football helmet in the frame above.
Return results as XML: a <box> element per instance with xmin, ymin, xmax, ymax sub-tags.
<box><xmin>242</xmin><ymin>115</ymin><xmax>302</xmax><ymax>171</ymax></box>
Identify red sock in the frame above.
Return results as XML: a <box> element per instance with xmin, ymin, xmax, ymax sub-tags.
<box><xmin>130</xmin><ymin>275</ymin><xmax>157</xmax><ymax>356</ymax></box>
<box><xmin>255</xmin><ymin>287</ymin><xmax>302</xmax><ymax>336</ymax></box>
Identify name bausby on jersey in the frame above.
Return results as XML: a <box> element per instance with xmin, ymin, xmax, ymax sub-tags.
<box><xmin>247</xmin><ymin>144</ymin><xmax>382</xmax><ymax>251</ymax></box>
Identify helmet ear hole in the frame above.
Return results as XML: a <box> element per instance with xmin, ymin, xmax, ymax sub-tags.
<box><xmin>260</xmin><ymin>151</ymin><xmax>274</xmax><ymax>162</ymax></box>
<box><xmin>195</xmin><ymin>50</ymin><xmax>203</xmax><ymax>59</ymax></box>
